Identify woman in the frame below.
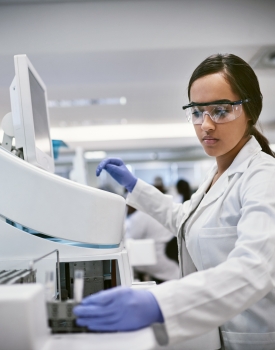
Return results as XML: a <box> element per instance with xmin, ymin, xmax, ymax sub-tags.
<box><xmin>74</xmin><ymin>54</ymin><xmax>275</xmax><ymax>350</ymax></box>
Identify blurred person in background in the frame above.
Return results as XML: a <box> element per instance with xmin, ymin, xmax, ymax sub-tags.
<box><xmin>176</xmin><ymin>178</ymin><xmax>191</xmax><ymax>203</ymax></box>
<box><xmin>153</xmin><ymin>176</ymin><xmax>167</xmax><ymax>194</ymax></box>
<box><xmin>125</xmin><ymin>177</ymin><xmax>179</xmax><ymax>283</ymax></box>
<box><xmin>165</xmin><ymin>178</ymin><xmax>192</xmax><ymax>262</ymax></box>
<box><xmin>125</xmin><ymin>204</ymin><xmax>180</xmax><ymax>284</ymax></box>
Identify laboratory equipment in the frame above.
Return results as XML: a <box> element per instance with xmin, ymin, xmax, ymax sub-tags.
<box><xmin>0</xmin><ymin>53</ymin><xmax>131</xmax><ymax>290</ymax></box>
<box><xmin>9</xmin><ymin>54</ymin><xmax>55</xmax><ymax>172</ymax></box>
<box><xmin>74</xmin><ymin>270</ymin><xmax>84</xmax><ymax>302</ymax></box>
<box><xmin>45</xmin><ymin>271</ymin><xmax>55</xmax><ymax>301</ymax></box>
<box><xmin>47</xmin><ymin>299</ymin><xmax>85</xmax><ymax>334</ymax></box>
<box><xmin>0</xmin><ymin>269</ymin><xmax>36</xmax><ymax>285</ymax></box>
<box><xmin>125</xmin><ymin>239</ymin><xmax>157</xmax><ymax>266</ymax></box>
<box><xmin>0</xmin><ymin>140</ymin><xmax>132</xmax><ymax>291</ymax></box>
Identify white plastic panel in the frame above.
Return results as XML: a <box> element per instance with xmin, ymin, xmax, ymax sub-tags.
<box><xmin>125</xmin><ymin>239</ymin><xmax>157</xmax><ymax>266</ymax></box>
<box><xmin>0</xmin><ymin>284</ymin><xmax>50</xmax><ymax>350</ymax></box>
<box><xmin>0</xmin><ymin>147</ymin><xmax>125</xmax><ymax>245</ymax></box>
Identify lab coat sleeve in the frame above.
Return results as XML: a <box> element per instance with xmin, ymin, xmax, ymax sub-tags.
<box><xmin>149</xmin><ymin>164</ymin><xmax>275</xmax><ymax>344</ymax></box>
<box><xmin>126</xmin><ymin>179</ymin><xmax>190</xmax><ymax>236</ymax></box>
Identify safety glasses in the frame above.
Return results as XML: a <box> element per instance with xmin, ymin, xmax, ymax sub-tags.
<box><xmin>182</xmin><ymin>99</ymin><xmax>250</xmax><ymax>125</ymax></box>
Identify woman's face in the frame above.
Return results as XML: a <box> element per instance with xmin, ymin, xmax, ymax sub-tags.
<box><xmin>190</xmin><ymin>73</ymin><xmax>249</xmax><ymax>158</ymax></box>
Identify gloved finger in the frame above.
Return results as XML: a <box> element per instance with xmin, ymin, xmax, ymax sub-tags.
<box><xmin>81</xmin><ymin>287</ymin><xmax>125</xmax><ymax>306</ymax></box>
<box><xmin>76</xmin><ymin>318</ymin><xmax>124</xmax><ymax>332</ymax></box>
<box><xmin>85</xmin><ymin>319</ymin><xmax>144</xmax><ymax>332</ymax></box>
<box><xmin>80</xmin><ymin>291</ymin><xmax>113</xmax><ymax>306</ymax></box>
<box><xmin>96</xmin><ymin>159</ymin><xmax>109</xmax><ymax>176</ymax></box>
<box><xmin>96</xmin><ymin>158</ymin><xmax>124</xmax><ymax>176</ymax></box>
<box><xmin>76</xmin><ymin>317</ymin><xmax>114</xmax><ymax>328</ymax></box>
<box><xmin>86</xmin><ymin>324</ymin><xmax>117</xmax><ymax>332</ymax></box>
<box><xmin>104</xmin><ymin>164</ymin><xmax>125</xmax><ymax>176</ymax></box>
<box><xmin>76</xmin><ymin>318</ymin><xmax>92</xmax><ymax>328</ymax></box>
<box><xmin>106</xmin><ymin>158</ymin><xmax>123</xmax><ymax>165</ymax></box>
<box><xmin>75</xmin><ymin>307</ymin><xmax>123</xmax><ymax>325</ymax></box>
<box><xmin>73</xmin><ymin>303</ymin><xmax>119</xmax><ymax>318</ymax></box>
<box><xmin>76</xmin><ymin>318</ymin><xmax>129</xmax><ymax>331</ymax></box>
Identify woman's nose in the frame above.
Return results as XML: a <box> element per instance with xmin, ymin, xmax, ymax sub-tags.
<box><xmin>201</xmin><ymin>112</ymin><xmax>215</xmax><ymax>131</ymax></box>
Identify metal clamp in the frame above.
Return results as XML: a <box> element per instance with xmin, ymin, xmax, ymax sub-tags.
<box><xmin>29</xmin><ymin>249</ymin><xmax>61</xmax><ymax>301</ymax></box>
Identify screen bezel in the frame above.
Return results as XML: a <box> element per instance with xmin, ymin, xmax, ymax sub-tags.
<box><xmin>10</xmin><ymin>54</ymin><xmax>55</xmax><ymax>173</ymax></box>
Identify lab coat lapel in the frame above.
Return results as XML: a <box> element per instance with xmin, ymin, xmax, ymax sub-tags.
<box><xmin>177</xmin><ymin>164</ymin><xmax>218</xmax><ymax>234</ymax></box>
<box><xmin>178</xmin><ymin>165</ymin><xmax>219</xmax><ymax>277</ymax></box>
<box><xmin>227</xmin><ymin>136</ymin><xmax>261</xmax><ymax>177</ymax></box>
<box><xmin>187</xmin><ymin>136</ymin><xmax>261</xmax><ymax>222</ymax></box>
<box><xmin>199</xmin><ymin>171</ymin><xmax>228</xmax><ymax>208</ymax></box>
<box><xmin>185</xmin><ymin>170</ymin><xmax>228</xmax><ymax>232</ymax></box>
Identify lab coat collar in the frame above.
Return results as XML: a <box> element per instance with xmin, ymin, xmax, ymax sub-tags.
<box><xmin>227</xmin><ymin>136</ymin><xmax>262</xmax><ymax>177</ymax></box>
<box><xmin>199</xmin><ymin>137</ymin><xmax>261</xmax><ymax>208</ymax></box>
<box><xmin>187</xmin><ymin>137</ymin><xmax>261</xmax><ymax>213</ymax></box>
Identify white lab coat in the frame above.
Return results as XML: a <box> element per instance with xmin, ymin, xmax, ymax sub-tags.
<box><xmin>126</xmin><ymin>137</ymin><xmax>275</xmax><ymax>350</ymax></box>
<box><xmin>125</xmin><ymin>210</ymin><xmax>180</xmax><ymax>281</ymax></box>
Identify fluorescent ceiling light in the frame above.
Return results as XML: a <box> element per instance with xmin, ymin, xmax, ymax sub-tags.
<box><xmin>84</xmin><ymin>151</ymin><xmax>107</xmax><ymax>159</ymax></box>
<box><xmin>119</xmin><ymin>97</ymin><xmax>127</xmax><ymax>105</ymax></box>
<box><xmin>50</xmin><ymin>123</ymin><xmax>196</xmax><ymax>142</ymax></box>
<box><xmin>48</xmin><ymin>97</ymin><xmax>127</xmax><ymax>108</ymax></box>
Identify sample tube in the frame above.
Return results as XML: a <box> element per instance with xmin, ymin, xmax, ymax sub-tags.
<box><xmin>45</xmin><ymin>271</ymin><xmax>55</xmax><ymax>301</ymax></box>
<box><xmin>74</xmin><ymin>269</ymin><xmax>84</xmax><ymax>302</ymax></box>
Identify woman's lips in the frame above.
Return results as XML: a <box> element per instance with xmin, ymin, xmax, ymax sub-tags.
<box><xmin>202</xmin><ymin>137</ymin><xmax>219</xmax><ymax>145</ymax></box>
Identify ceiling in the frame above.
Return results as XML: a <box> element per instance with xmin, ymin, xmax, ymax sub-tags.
<box><xmin>0</xmin><ymin>0</ymin><xmax>275</xmax><ymax>155</ymax></box>
<box><xmin>0</xmin><ymin>0</ymin><xmax>111</xmax><ymax>3</ymax></box>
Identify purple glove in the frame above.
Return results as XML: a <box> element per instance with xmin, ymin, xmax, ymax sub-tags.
<box><xmin>96</xmin><ymin>158</ymin><xmax>137</xmax><ymax>192</ymax></box>
<box><xmin>73</xmin><ymin>286</ymin><xmax>164</xmax><ymax>332</ymax></box>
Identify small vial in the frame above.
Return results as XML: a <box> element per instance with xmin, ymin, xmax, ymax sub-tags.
<box><xmin>74</xmin><ymin>270</ymin><xmax>84</xmax><ymax>302</ymax></box>
<box><xmin>45</xmin><ymin>271</ymin><xmax>55</xmax><ymax>301</ymax></box>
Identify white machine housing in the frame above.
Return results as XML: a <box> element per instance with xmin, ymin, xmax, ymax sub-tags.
<box><xmin>0</xmin><ymin>145</ymin><xmax>133</xmax><ymax>287</ymax></box>
<box><xmin>0</xmin><ymin>284</ymin><xmax>50</xmax><ymax>350</ymax></box>
<box><xmin>10</xmin><ymin>54</ymin><xmax>55</xmax><ymax>173</ymax></box>
<box><xmin>0</xmin><ymin>146</ymin><xmax>125</xmax><ymax>245</ymax></box>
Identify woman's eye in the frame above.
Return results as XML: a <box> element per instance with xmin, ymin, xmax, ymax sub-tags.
<box><xmin>214</xmin><ymin>108</ymin><xmax>229</xmax><ymax>117</ymax></box>
<box><xmin>192</xmin><ymin>110</ymin><xmax>201</xmax><ymax>118</ymax></box>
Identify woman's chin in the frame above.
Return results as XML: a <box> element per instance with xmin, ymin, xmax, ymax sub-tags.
<box><xmin>202</xmin><ymin>147</ymin><xmax>219</xmax><ymax>157</ymax></box>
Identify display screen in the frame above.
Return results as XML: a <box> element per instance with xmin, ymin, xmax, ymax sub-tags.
<box><xmin>28</xmin><ymin>69</ymin><xmax>51</xmax><ymax>156</ymax></box>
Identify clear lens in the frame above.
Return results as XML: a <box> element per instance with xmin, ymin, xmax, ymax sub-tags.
<box><xmin>232</xmin><ymin>104</ymin><xmax>243</xmax><ymax>119</ymax></box>
<box><xmin>211</xmin><ymin>104</ymin><xmax>233</xmax><ymax>123</ymax></box>
<box><xmin>185</xmin><ymin>103</ymin><xmax>243</xmax><ymax>124</ymax></box>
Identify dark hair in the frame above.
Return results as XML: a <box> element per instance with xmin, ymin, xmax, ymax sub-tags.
<box><xmin>176</xmin><ymin>179</ymin><xmax>191</xmax><ymax>202</ymax></box>
<box><xmin>188</xmin><ymin>53</ymin><xmax>275</xmax><ymax>157</ymax></box>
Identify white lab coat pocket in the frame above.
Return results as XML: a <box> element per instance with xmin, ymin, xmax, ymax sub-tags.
<box><xmin>198</xmin><ymin>226</ymin><xmax>237</xmax><ymax>269</ymax></box>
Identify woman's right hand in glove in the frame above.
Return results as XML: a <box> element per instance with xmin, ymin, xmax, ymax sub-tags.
<box><xmin>96</xmin><ymin>158</ymin><xmax>137</xmax><ymax>192</ymax></box>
